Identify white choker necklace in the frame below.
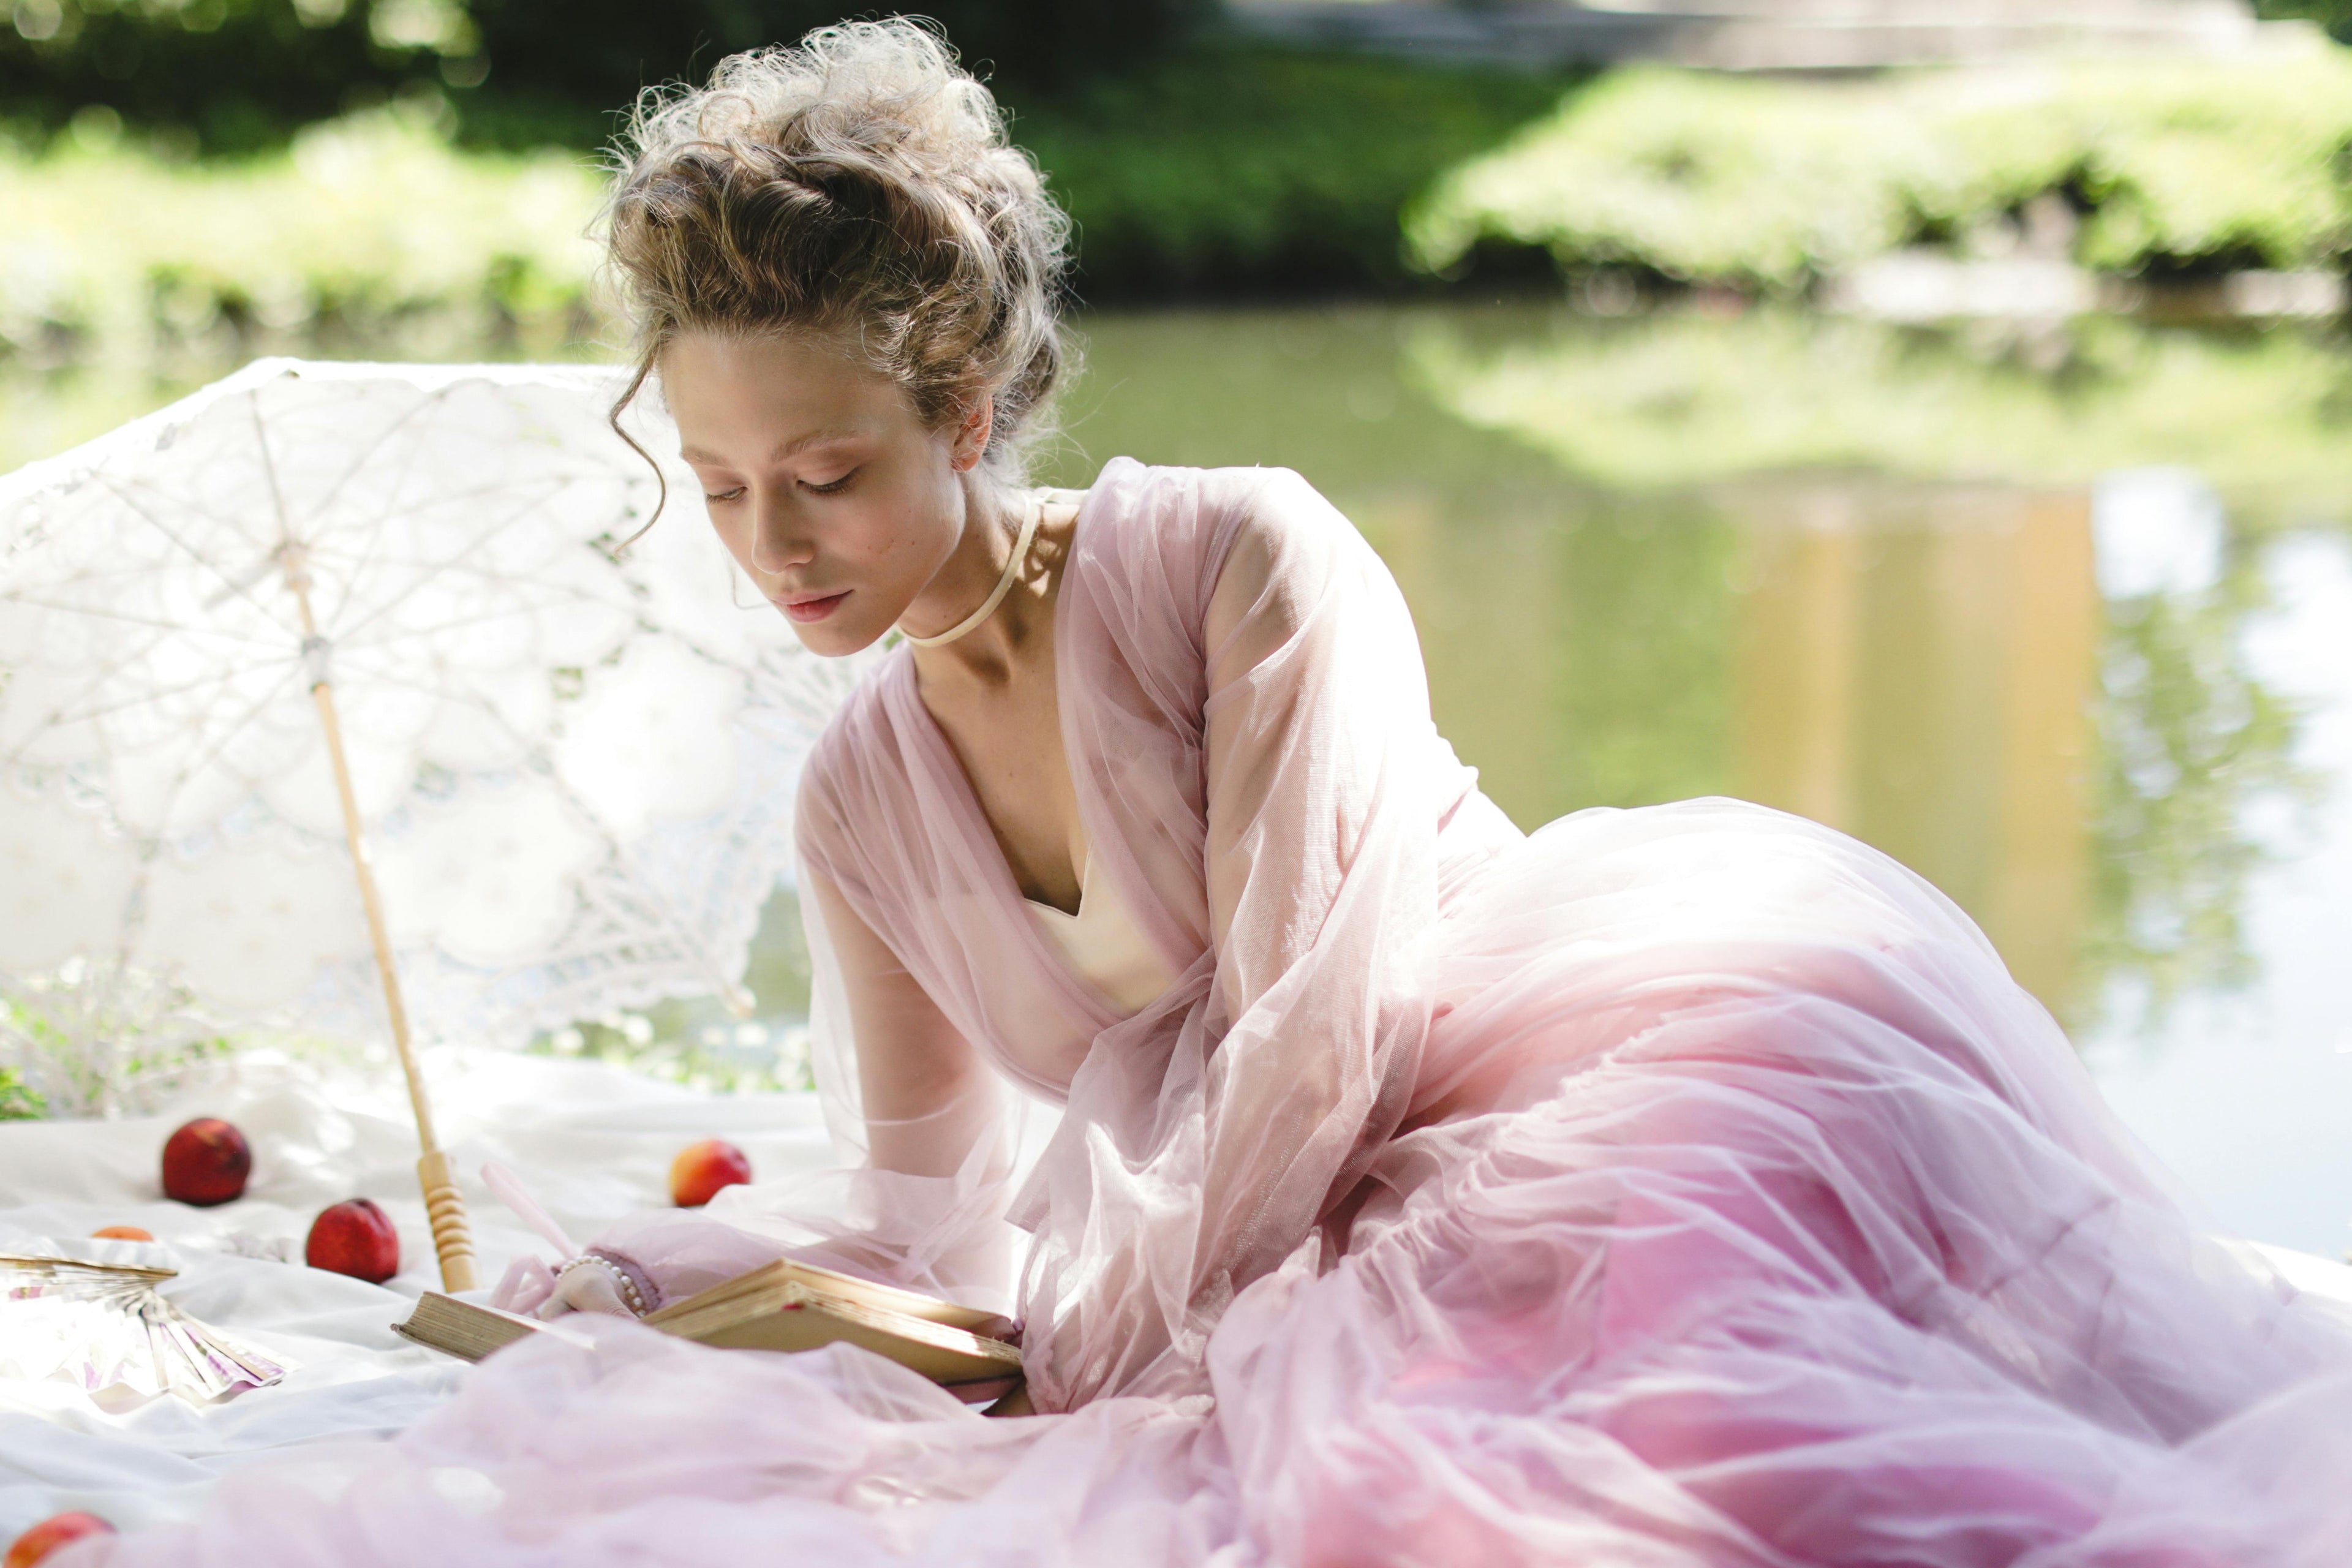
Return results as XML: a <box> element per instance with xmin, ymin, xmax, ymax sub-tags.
<box><xmin>898</xmin><ymin>495</ymin><xmax>1044</xmax><ymax>650</ymax></box>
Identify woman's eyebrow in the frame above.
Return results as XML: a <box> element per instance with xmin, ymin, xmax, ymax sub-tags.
<box><xmin>678</xmin><ymin>429</ymin><xmax>864</xmax><ymax>467</ymax></box>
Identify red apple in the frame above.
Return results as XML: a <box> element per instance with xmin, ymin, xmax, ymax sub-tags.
<box><xmin>160</xmin><ymin>1117</ymin><xmax>249</xmax><ymax>1206</ymax></box>
<box><xmin>669</xmin><ymin>1138</ymin><xmax>752</xmax><ymax>1208</ymax></box>
<box><xmin>305</xmin><ymin>1198</ymin><xmax>400</xmax><ymax>1284</ymax></box>
<box><xmin>5</xmin><ymin>1512</ymin><xmax>115</xmax><ymax>1568</ymax></box>
<box><xmin>89</xmin><ymin>1226</ymin><xmax>153</xmax><ymax>1242</ymax></box>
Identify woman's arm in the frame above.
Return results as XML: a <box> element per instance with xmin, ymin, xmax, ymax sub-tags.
<box><xmin>1193</xmin><ymin>473</ymin><xmax>1442</xmax><ymax>1285</ymax></box>
<box><xmin>809</xmin><ymin>869</ymin><xmax>998</xmax><ymax>1182</ymax></box>
<box><xmin>513</xmin><ymin>867</ymin><xmax>1016</xmax><ymax>1319</ymax></box>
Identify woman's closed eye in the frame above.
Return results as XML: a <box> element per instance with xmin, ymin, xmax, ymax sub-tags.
<box><xmin>701</xmin><ymin>467</ymin><xmax>857</xmax><ymax>503</ymax></box>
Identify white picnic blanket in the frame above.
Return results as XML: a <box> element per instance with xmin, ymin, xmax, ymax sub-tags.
<box><xmin>4</xmin><ymin>1050</ymin><xmax>2350</xmax><ymax>1544</ymax></box>
<box><xmin>0</xmin><ymin>1049</ymin><xmax>840</xmax><ymax>1540</ymax></box>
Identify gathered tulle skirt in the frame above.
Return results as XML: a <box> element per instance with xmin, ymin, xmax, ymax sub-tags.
<box><xmin>77</xmin><ymin>801</ymin><xmax>2352</xmax><ymax>1567</ymax></box>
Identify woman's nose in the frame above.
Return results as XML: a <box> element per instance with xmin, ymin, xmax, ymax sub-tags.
<box><xmin>750</xmin><ymin>495</ymin><xmax>815</xmax><ymax>576</ymax></box>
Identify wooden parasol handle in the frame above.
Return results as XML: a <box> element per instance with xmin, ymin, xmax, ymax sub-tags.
<box><xmin>417</xmin><ymin>1150</ymin><xmax>479</xmax><ymax>1289</ymax></box>
<box><xmin>283</xmin><ymin>546</ymin><xmax>478</xmax><ymax>1292</ymax></box>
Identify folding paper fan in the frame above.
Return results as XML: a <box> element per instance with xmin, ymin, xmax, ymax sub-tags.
<box><xmin>0</xmin><ymin>1242</ymin><xmax>290</xmax><ymax>1405</ymax></box>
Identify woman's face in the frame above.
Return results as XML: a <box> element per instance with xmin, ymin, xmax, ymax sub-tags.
<box><xmin>662</xmin><ymin>328</ymin><xmax>982</xmax><ymax>657</ymax></box>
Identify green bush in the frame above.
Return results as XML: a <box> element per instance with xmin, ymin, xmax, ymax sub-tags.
<box><xmin>1005</xmin><ymin>48</ymin><xmax>1572</xmax><ymax>299</ymax></box>
<box><xmin>0</xmin><ymin>105</ymin><xmax>605</xmax><ymax>366</ymax></box>
<box><xmin>2259</xmin><ymin>0</ymin><xmax>2352</xmax><ymax>42</ymax></box>
<box><xmin>1409</xmin><ymin>52</ymin><xmax>2352</xmax><ymax>291</ymax></box>
<box><xmin>0</xmin><ymin>0</ymin><xmax>454</xmax><ymax>156</ymax></box>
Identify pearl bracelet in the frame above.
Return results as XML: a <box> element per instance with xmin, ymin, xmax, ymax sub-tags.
<box><xmin>558</xmin><ymin>1250</ymin><xmax>658</xmax><ymax>1317</ymax></box>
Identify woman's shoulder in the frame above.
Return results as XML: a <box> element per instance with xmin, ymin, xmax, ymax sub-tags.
<box><xmin>1077</xmin><ymin>458</ymin><xmax>1352</xmax><ymax>586</ymax></box>
<box><xmin>1082</xmin><ymin>454</ymin><xmax>1329</xmax><ymax>518</ymax></box>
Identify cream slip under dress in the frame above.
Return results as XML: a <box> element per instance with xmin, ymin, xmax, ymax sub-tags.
<box><xmin>1020</xmin><ymin>843</ymin><xmax>1178</xmax><ymax>1017</ymax></box>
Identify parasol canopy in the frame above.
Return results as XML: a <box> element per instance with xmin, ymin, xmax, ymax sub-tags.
<box><xmin>0</xmin><ymin>358</ymin><xmax>865</xmax><ymax>1283</ymax></box>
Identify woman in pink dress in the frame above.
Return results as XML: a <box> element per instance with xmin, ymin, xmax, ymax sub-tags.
<box><xmin>77</xmin><ymin>19</ymin><xmax>2352</xmax><ymax>1567</ymax></box>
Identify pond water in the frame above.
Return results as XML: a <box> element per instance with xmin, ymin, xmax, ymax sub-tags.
<box><xmin>1038</xmin><ymin>301</ymin><xmax>2352</xmax><ymax>1259</ymax></box>
<box><xmin>10</xmin><ymin>299</ymin><xmax>2350</xmax><ymax>1256</ymax></box>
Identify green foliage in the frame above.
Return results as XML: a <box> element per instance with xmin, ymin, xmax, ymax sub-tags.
<box><xmin>458</xmin><ymin>0</ymin><xmax>1212</xmax><ymax>145</ymax></box>
<box><xmin>0</xmin><ymin>106</ymin><xmax>606</xmax><ymax>371</ymax></box>
<box><xmin>1006</xmin><ymin>48</ymin><xmax>1572</xmax><ymax>298</ymax></box>
<box><xmin>0</xmin><ymin>1</ymin><xmax>1209</xmax><ymax>155</ymax></box>
<box><xmin>0</xmin><ymin>1065</ymin><xmax>45</xmax><ymax>1120</ymax></box>
<box><xmin>2257</xmin><ymin>0</ymin><xmax>2352</xmax><ymax>42</ymax></box>
<box><xmin>1409</xmin><ymin>52</ymin><xmax>2352</xmax><ymax>290</ymax></box>
<box><xmin>0</xmin><ymin>0</ymin><xmax>454</xmax><ymax>155</ymax></box>
<box><xmin>0</xmin><ymin>969</ymin><xmax>240</xmax><ymax>1118</ymax></box>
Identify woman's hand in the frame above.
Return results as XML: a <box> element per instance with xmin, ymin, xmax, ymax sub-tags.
<box><xmin>531</xmin><ymin>1256</ymin><xmax>652</xmax><ymax>1320</ymax></box>
<box><xmin>983</xmin><ymin>1381</ymin><xmax>1034</xmax><ymax>1417</ymax></box>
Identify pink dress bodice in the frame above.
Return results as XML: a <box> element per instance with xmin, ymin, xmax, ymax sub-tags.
<box><xmin>794</xmin><ymin>458</ymin><xmax>1517</xmax><ymax>1106</ymax></box>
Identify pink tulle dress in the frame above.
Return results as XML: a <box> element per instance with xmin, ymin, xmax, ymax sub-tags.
<box><xmin>74</xmin><ymin>460</ymin><xmax>2352</xmax><ymax>1566</ymax></box>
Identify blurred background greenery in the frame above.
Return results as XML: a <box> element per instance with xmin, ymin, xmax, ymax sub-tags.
<box><xmin>12</xmin><ymin>0</ymin><xmax>2352</xmax><ymax>358</ymax></box>
<box><xmin>6</xmin><ymin>0</ymin><xmax>2352</xmax><ymax>1251</ymax></box>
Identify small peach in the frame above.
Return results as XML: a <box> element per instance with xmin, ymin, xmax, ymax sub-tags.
<box><xmin>89</xmin><ymin>1226</ymin><xmax>153</xmax><ymax>1242</ymax></box>
<box><xmin>304</xmin><ymin>1198</ymin><xmax>399</xmax><ymax>1284</ymax></box>
<box><xmin>5</xmin><ymin>1512</ymin><xmax>115</xmax><ymax>1568</ymax></box>
<box><xmin>669</xmin><ymin>1139</ymin><xmax>752</xmax><ymax>1208</ymax></box>
<box><xmin>160</xmin><ymin>1117</ymin><xmax>249</xmax><ymax>1207</ymax></box>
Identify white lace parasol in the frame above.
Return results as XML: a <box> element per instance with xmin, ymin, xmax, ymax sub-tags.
<box><xmin>0</xmin><ymin>359</ymin><xmax>870</xmax><ymax>1281</ymax></box>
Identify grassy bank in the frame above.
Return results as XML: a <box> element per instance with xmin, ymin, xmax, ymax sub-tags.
<box><xmin>1410</xmin><ymin>51</ymin><xmax>2352</xmax><ymax>292</ymax></box>
<box><xmin>0</xmin><ymin>107</ymin><xmax>604</xmax><ymax>368</ymax></box>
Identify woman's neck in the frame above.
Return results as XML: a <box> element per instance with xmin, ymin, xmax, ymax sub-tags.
<box><xmin>908</xmin><ymin>480</ymin><xmax>1068</xmax><ymax>687</ymax></box>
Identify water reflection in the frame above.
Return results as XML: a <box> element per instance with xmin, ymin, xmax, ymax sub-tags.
<box><xmin>2090</xmin><ymin>488</ymin><xmax>2317</xmax><ymax>1024</ymax></box>
<box><xmin>1046</xmin><ymin>302</ymin><xmax>2344</xmax><ymax>1032</ymax></box>
<box><xmin>1356</xmin><ymin>477</ymin><xmax>2108</xmax><ymax>1017</ymax></box>
<box><xmin>1732</xmin><ymin>484</ymin><xmax>2100</xmax><ymax>1013</ymax></box>
<box><xmin>5</xmin><ymin>303</ymin><xmax>2339</xmax><ymax>1037</ymax></box>
<box><xmin>1403</xmin><ymin>306</ymin><xmax>2352</xmax><ymax>503</ymax></box>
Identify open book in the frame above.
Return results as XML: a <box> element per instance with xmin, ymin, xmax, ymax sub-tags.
<box><xmin>392</xmin><ymin>1257</ymin><xmax>1022</xmax><ymax>1398</ymax></box>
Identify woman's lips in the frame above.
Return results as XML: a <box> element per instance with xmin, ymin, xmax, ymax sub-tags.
<box><xmin>776</xmin><ymin>590</ymin><xmax>850</xmax><ymax>624</ymax></box>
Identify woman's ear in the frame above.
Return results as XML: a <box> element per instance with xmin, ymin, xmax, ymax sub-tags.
<box><xmin>949</xmin><ymin>397</ymin><xmax>995</xmax><ymax>473</ymax></box>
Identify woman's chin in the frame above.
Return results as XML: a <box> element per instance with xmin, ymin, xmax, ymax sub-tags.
<box><xmin>788</xmin><ymin>612</ymin><xmax>893</xmax><ymax>658</ymax></box>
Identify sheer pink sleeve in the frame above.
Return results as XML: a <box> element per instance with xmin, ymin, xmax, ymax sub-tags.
<box><xmin>1015</xmin><ymin>466</ymin><xmax>1482</xmax><ymax>1407</ymax></box>
<box><xmin>565</xmin><ymin>816</ymin><xmax>1031</xmax><ymax>1321</ymax></box>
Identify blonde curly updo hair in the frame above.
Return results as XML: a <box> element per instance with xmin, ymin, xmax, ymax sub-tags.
<box><xmin>603</xmin><ymin>19</ymin><xmax>1072</xmax><ymax>496</ymax></box>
